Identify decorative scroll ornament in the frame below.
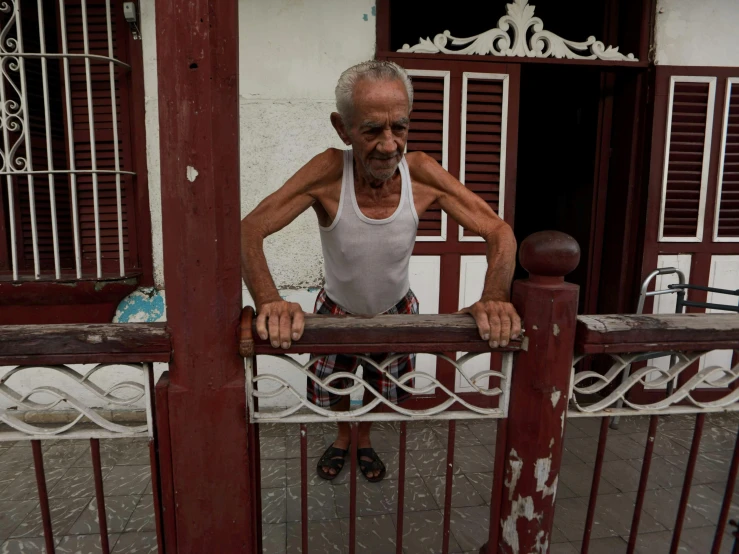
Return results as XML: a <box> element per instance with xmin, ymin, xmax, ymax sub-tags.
<box><xmin>247</xmin><ymin>352</ymin><xmax>513</xmax><ymax>423</ymax></box>
<box><xmin>569</xmin><ymin>352</ymin><xmax>739</xmax><ymax>417</ymax></box>
<box><xmin>398</xmin><ymin>0</ymin><xmax>638</xmax><ymax>62</ymax></box>
<box><xmin>0</xmin><ymin>363</ymin><xmax>152</xmax><ymax>439</ymax></box>
<box><xmin>0</xmin><ymin>0</ymin><xmax>28</xmax><ymax>174</ymax></box>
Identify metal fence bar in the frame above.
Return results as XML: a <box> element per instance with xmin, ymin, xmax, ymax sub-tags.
<box><xmin>582</xmin><ymin>417</ymin><xmax>610</xmax><ymax>553</ymax></box>
<box><xmin>31</xmin><ymin>440</ymin><xmax>55</xmax><ymax>553</ymax></box>
<box><xmin>395</xmin><ymin>421</ymin><xmax>407</xmax><ymax>554</ymax></box>
<box><xmin>441</xmin><ymin>420</ymin><xmax>456</xmax><ymax>554</ymax></box>
<box><xmin>104</xmin><ymin>0</ymin><xmax>124</xmax><ymax>277</ymax></box>
<box><xmin>0</xmin><ymin>169</ymin><xmax>136</xmax><ymax>176</ymax></box>
<box><xmin>90</xmin><ymin>438</ymin><xmax>111</xmax><ymax>554</ymax></box>
<box><xmin>626</xmin><ymin>415</ymin><xmax>659</xmax><ymax>554</ymax></box>
<box><xmin>148</xmin><ymin>440</ymin><xmax>165</xmax><ymax>554</ymax></box>
<box><xmin>144</xmin><ymin>363</ymin><xmax>164</xmax><ymax>554</ymax></box>
<box><xmin>486</xmin><ymin>418</ymin><xmax>508</xmax><ymax>554</ymax></box>
<box><xmin>36</xmin><ymin>0</ymin><xmax>60</xmax><ymax>278</ymax></box>
<box><xmin>0</xmin><ymin>85</ymin><xmax>18</xmax><ymax>279</ymax></box>
<box><xmin>251</xmin><ymin>356</ymin><xmax>263</xmax><ymax>553</ymax></box>
<box><xmin>300</xmin><ymin>423</ymin><xmax>309</xmax><ymax>554</ymax></box>
<box><xmin>0</xmin><ymin>52</ymin><xmax>131</xmax><ymax>65</ymax></box>
<box><xmin>12</xmin><ymin>1</ymin><xmax>40</xmax><ymax>278</ymax></box>
<box><xmin>712</xmin><ymin>423</ymin><xmax>739</xmax><ymax>554</ymax></box>
<box><xmin>80</xmin><ymin>0</ymin><xmax>102</xmax><ymax>277</ymax></box>
<box><xmin>154</xmin><ymin>373</ymin><xmax>178</xmax><ymax>553</ymax></box>
<box><xmin>57</xmin><ymin>0</ymin><xmax>82</xmax><ymax>278</ymax></box>
<box><xmin>349</xmin><ymin>423</ymin><xmax>358</xmax><ymax>554</ymax></box>
<box><xmin>670</xmin><ymin>413</ymin><xmax>705</xmax><ymax>554</ymax></box>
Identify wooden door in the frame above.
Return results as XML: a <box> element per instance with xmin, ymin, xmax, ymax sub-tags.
<box><xmin>641</xmin><ymin>68</ymin><xmax>739</xmax><ymax>400</ymax></box>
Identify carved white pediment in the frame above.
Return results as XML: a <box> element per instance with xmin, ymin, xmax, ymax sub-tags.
<box><xmin>397</xmin><ymin>0</ymin><xmax>638</xmax><ymax>62</ymax></box>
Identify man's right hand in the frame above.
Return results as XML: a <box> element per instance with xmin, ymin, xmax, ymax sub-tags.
<box><xmin>255</xmin><ymin>300</ymin><xmax>305</xmax><ymax>349</ymax></box>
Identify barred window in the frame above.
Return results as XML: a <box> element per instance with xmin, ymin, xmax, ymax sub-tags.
<box><xmin>0</xmin><ymin>0</ymin><xmax>143</xmax><ymax>282</ymax></box>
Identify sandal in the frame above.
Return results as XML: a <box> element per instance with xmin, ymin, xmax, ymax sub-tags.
<box><xmin>358</xmin><ymin>447</ymin><xmax>387</xmax><ymax>483</ymax></box>
<box><xmin>317</xmin><ymin>444</ymin><xmax>348</xmax><ymax>481</ymax></box>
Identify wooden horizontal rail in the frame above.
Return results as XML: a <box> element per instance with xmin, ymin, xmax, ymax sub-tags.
<box><xmin>576</xmin><ymin>314</ymin><xmax>739</xmax><ymax>354</ymax></box>
<box><xmin>0</xmin><ymin>323</ymin><xmax>172</xmax><ymax>365</ymax></box>
<box><xmin>239</xmin><ymin>307</ymin><xmax>523</xmax><ymax>356</ymax></box>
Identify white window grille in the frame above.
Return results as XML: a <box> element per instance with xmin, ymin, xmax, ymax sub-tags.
<box><xmin>0</xmin><ymin>0</ymin><xmax>136</xmax><ymax>281</ymax></box>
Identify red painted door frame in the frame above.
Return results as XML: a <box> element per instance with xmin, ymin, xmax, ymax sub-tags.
<box><xmin>154</xmin><ymin>1</ymin><xmax>254</xmax><ymax>551</ymax></box>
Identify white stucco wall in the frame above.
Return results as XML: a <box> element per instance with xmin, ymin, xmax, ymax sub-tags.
<box><xmin>143</xmin><ymin>0</ymin><xmax>376</xmax><ymax>290</ymax></box>
<box><xmin>131</xmin><ymin>1</ymin><xmax>375</xmax><ymax>408</ymax></box>
<box><xmin>655</xmin><ymin>0</ymin><xmax>739</xmax><ymax>66</ymax></box>
<box><xmin>140</xmin><ymin>0</ymin><xmax>164</xmax><ymax>288</ymax></box>
<box><xmin>240</xmin><ymin>0</ymin><xmax>375</xmax><ymax>288</ymax></box>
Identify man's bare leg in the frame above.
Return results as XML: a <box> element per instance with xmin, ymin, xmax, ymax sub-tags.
<box><xmin>322</xmin><ymin>391</ymin><xmax>379</xmax><ymax>479</ymax></box>
<box><xmin>357</xmin><ymin>387</ymin><xmax>377</xmax><ymax>478</ymax></box>
<box><xmin>321</xmin><ymin>396</ymin><xmax>351</xmax><ymax>477</ymax></box>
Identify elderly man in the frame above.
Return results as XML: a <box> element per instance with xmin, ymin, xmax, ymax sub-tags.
<box><xmin>241</xmin><ymin>60</ymin><xmax>520</xmax><ymax>482</ymax></box>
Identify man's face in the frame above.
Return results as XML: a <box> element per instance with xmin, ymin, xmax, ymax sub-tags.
<box><xmin>345</xmin><ymin>79</ymin><xmax>410</xmax><ymax>185</ymax></box>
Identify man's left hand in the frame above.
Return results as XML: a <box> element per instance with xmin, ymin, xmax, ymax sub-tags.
<box><xmin>458</xmin><ymin>300</ymin><xmax>522</xmax><ymax>348</ymax></box>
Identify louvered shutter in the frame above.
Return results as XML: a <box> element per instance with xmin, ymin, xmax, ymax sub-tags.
<box><xmin>65</xmin><ymin>0</ymin><xmax>131</xmax><ymax>271</ymax></box>
<box><xmin>459</xmin><ymin>73</ymin><xmax>508</xmax><ymax>241</ymax></box>
<box><xmin>406</xmin><ymin>69</ymin><xmax>449</xmax><ymax>242</ymax></box>
<box><xmin>659</xmin><ymin>77</ymin><xmax>716</xmax><ymax>242</ymax></box>
<box><xmin>714</xmin><ymin>78</ymin><xmax>739</xmax><ymax>241</ymax></box>
<box><xmin>9</xmin><ymin>0</ymin><xmax>132</xmax><ymax>276</ymax></box>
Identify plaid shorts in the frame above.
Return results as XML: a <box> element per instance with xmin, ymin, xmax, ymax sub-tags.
<box><xmin>307</xmin><ymin>288</ymin><xmax>419</xmax><ymax>408</ymax></box>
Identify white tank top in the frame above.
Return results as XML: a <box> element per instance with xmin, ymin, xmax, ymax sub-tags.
<box><xmin>319</xmin><ymin>150</ymin><xmax>419</xmax><ymax>315</ymax></box>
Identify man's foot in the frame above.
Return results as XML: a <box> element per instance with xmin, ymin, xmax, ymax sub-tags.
<box><xmin>317</xmin><ymin>442</ymin><xmax>349</xmax><ymax>480</ymax></box>
<box><xmin>358</xmin><ymin>447</ymin><xmax>386</xmax><ymax>482</ymax></box>
<box><xmin>320</xmin><ymin>435</ymin><xmax>384</xmax><ymax>481</ymax></box>
<box><xmin>357</xmin><ymin>432</ymin><xmax>385</xmax><ymax>481</ymax></box>
<box><xmin>318</xmin><ymin>433</ymin><xmax>351</xmax><ymax>480</ymax></box>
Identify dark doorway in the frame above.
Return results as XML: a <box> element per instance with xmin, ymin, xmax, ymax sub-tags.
<box><xmin>513</xmin><ymin>65</ymin><xmax>602</xmax><ymax>312</ymax></box>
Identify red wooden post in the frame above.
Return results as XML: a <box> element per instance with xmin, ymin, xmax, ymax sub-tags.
<box><xmin>154</xmin><ymin>1</ymin><xmax>254</xmax><ymax>552</ymax></box>
<box><xmin>482</xmin><ymin>231</ymin><xmax>580</xmax><ymax>553</ymax></box>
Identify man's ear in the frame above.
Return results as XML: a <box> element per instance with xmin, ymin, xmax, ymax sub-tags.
<box><xmin>331</xmin><ymin>112</ymin><xmax>352</xmax><ymax>146</ymax></box>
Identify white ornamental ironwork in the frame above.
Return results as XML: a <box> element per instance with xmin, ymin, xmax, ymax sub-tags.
<box><xmin>0</xmin><ymin>0</ymin><xmax>134</xmax><ymax>281</ymax></box>
<box><xmin>0</xmin><ymin>362</ymin><xmax>153</xmax><ymax>441</ymax></box>
<box><xmin>398</xmin><ymin>0</ymin><xmax>638</xmax><ymax>62</ymax></box>
<box><xmin>246</xmin><ymin>352</ymin><xmax>513</xmax><ymax>423</ymax></box>
<box><xmin>568</xmin><ymin>352</ymin><xmax>739</xmax><ymax>417</ymax></box>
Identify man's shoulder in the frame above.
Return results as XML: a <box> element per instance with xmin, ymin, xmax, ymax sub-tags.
<box><xmin>405</xmin><ymin>151</ymin><xmax>447</xmax><ymax>189</ymax></box>
<box><xmin>405</xmin><ymin>151</ymin><xmax>436</xmax><ymax>169</ymax></box>
<box><xmin>301</xmin><ymin>148</ymin><xmax>345</xmax><ymax>189</ymax></box>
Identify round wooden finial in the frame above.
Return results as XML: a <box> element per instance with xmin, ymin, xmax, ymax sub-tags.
<box><xmin>519</xmin><ymin>231</ymin><xmax>580</xmax><ymax>278</ymax></box>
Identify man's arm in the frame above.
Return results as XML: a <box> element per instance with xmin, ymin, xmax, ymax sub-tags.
<box><xmin>241</xmin><ymin>148</ymin><xmax>341</xmax><ymax>349</ymax></box>
<box><xmin>410</xmin><ymin>152</ymin><xmax>521</xmax><ymax>347</ymax></box>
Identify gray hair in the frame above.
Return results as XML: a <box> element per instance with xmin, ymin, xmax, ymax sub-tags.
<box><xmin>335</xmin><ymin>60</ymin><xmax>413</xmax><ymax>124</ymax></box>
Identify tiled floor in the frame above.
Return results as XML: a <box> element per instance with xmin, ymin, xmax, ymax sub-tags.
<box><xmin>0</xmin><ymin>414</ymin><xmax>737</xmax><ymax>553</ymax></box>
<box><xmin>0</xmin><ymin>437</ymin><xmax>156</xmax><ymax>553</ymax></box>
<box><xmin>257</xmin><ymin>414</ymin><xmax>739</xmax><ymax>554</ymax></box>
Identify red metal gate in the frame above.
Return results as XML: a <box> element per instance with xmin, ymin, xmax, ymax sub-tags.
<box><xmin>232</xmin><ymin>231</ymin><xmax>581</xmax><ymax>554</ymax></box>
<box><xmin>103</xmin><ymin>1</ymin><xmax>739</xmax><ymax>551</ymax></box>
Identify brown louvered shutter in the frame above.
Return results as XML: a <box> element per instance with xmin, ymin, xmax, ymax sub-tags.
<box><xmin>659</xmin><ymin>78</ymin><xmax>716</xmax><ymax>241</ymax></box>
<box><xmin>459</xmin><ymin>73</ymin><xmax>508</xmax><ymax>240</ymax></box>
<box><xmin>715</xmin><ymin>78</ymin><xmax>739</xmax><ymax>240</ymax></box>
<box><xmin>406</xmin><ymin>70</ymin><xmax>448</xmax><ymax>240</ymax></box>
<box><xmin>65</xmin><ymin>0</ymin><xmax>132</xmax><ymax>272</ymax></box>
